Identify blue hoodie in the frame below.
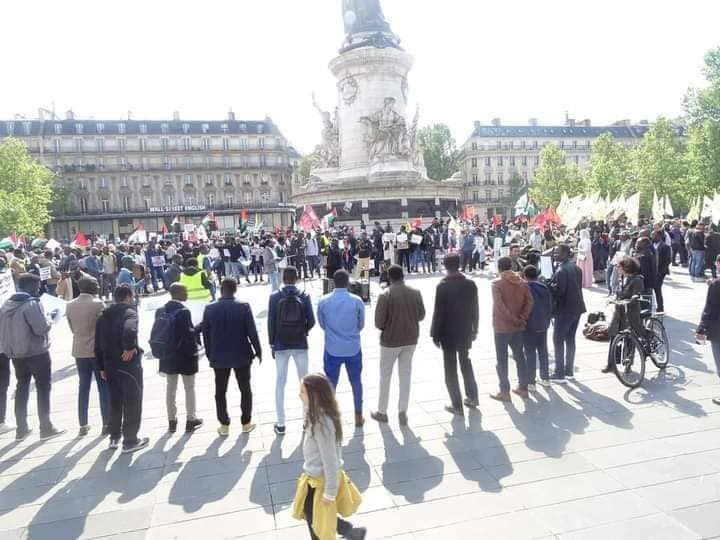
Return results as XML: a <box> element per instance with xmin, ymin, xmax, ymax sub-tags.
<box><xmin>525</xmin><ymin>280</ymin><xmax>552</xmax><ymax>333</ymax></box>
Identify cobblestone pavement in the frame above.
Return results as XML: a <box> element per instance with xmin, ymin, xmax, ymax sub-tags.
<box><xmin>1</xmin><ymin>267</ymin><xmax>719</xmax><ymax>539</ymax></box>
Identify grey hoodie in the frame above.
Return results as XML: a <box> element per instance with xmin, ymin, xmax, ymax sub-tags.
<box><xmin>0</xmin><ymin>292</ymin><xmax>51</xmax><ymax>359</ymax></box>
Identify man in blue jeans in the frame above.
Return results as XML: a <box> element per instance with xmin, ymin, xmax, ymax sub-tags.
<box><xmin>522</xmin><ymin>265</ymin><xmax>552</xmax><ymax>389</ymax></box>
<box><xmin>549</xmin><ymin>244</ymin><xmax>587</xmax><ymax>383</ymax></box>
<box><xmin>689</xmin><ymin>222</ymin><xmax>707</xmax><ymax>279</ymax></box>
<box><xmin>318</xmin><ymin>269</ymin><xmax>366</xmax><ymax>427</ymax></box>
<box><xmin>268</xmin><ymin>266</ymin><xmax>315</xmax><ymax>436</ymax></box>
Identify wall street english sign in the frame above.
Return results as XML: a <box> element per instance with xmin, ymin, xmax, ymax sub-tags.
<box><xmin>149</xmin><ymin>205</ymin><xmax>207</xmax><ymax>213</ymax></box>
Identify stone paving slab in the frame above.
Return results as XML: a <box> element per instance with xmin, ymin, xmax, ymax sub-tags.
<box><xmin>1</xmin><ymin>268</ymin><xmax>720</xmax><ymax>538</ymax></box>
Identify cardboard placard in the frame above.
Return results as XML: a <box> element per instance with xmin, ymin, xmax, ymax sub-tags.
<box><xmin>151</xmin><ymin>256</ymin><xmax>165</xmax><ymax>267</ymax></box>
<box><xmin>410</xmin><ymin>234</ymin><xmax>423</xmax><ymax>245</ymax></box>
<box><xmin>39</xmin><ymin>266</ymin><xmax>52</xmax><ymax>281</ymax></box>
<box><xmin>0</xmin><ymin>271</ymin><xmax>15</xmax><ymax>305</ymax></box>
<box><xmin>396</xmin><ymin>233</ymin><xmax>408</xmax><ymax>244</ymax></box>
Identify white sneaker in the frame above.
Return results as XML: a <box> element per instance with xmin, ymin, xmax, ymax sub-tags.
<box><xmin>539</xmin><ymin>379</ymin><xmax>551</xmax><ymax>387</ymax></box>
<box><xmin>528</xmin><ymin>384</ymin><xmax>537</xmax><ymax>392</ymax></box>
<box><xmin>0</xmin><ymin>422</ymin><xmax>14</xmax><ymax>435</ymax></box>
<box><xmin>566</xmin><ymin>375</ymin><xmax>576</xmax><ymax>382</ymax></box>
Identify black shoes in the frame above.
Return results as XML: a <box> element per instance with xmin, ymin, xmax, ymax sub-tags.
<box><xmin>186</xmin><ymin>418</ymin><xmax>204</xmax><ymax>433</ymax></box>
<box><xmin>345</xmin><ymin>527</ymin><xmax>367</xmax><ymax>540</ymax></box>
<box><xmin>168</xmin><ymin>419</ymin><xmax>178</xmax><ymax>433</ymax></box>
<box><xmin>15</xmin><ymin>428</ymin><xmax>32</xmax><ymax>441</ymax></box>
<box><xmin>39</xmin><ymin>427</ymin><xmax>66</xmax><ymax>441</ymax></box>
<box><xmin>122</xmin><ymin>437</ymin><xmax>149</xmax><ymax>454</ymax></box>
<box><xmin>273</xmin><ymin>424</ymin><xmax>286</xmax><ymax>436</ymax></box>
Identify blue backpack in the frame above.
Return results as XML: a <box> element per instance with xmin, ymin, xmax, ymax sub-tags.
<box><xmin>149</xmin><ymin>308</ymin><xmax>179</xmax><ymax>358</ymax></box>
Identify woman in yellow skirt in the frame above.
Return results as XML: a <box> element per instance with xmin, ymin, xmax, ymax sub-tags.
<box><xmin>291</xmin><ymin>373</ymin><xmax>365</xmax><ymax>540</ymax></box>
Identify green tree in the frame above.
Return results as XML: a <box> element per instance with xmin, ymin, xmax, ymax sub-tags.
<box><xmin>584</xmin><ymin>133</ymin><xmax>631</xmax><ymax>199</ymax></box>
<box><xmin>529</xmin><ymin>143</ymin><xmax>583</xmax><ymax>208</ymax></box>
<box><xmin>295</xmin><ymin>153</ymin><xmax>314</xmax><ymax>185</ymax></box>
<box><xmin>417</xmin><ymin>124</ymin><xmax>459</xmax><ymax>181</ymax></box>
<box><xmin>630</xmin><ymin>117</ymin><xmax>688</xmax><ymax>213</ymax></box>
<box><xmin>50</xmin><ymin>177</ymin><xmax>79</xmax><ymax>217</ymax></box>
<box><xmin>0</xmin><ymin>138</ymin><xmax>54</xmax><ymax>235</ymax></box>
<box><xmin>507</xmin><ymin>171</ymin><xmax>525</xmax><ymax>204</ymax></box>
<box><xmin>684</xmin><ymin>47</ymin><xmax>720</xmax><ymax>200</ymax></box>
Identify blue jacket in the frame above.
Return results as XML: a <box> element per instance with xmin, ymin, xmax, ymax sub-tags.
<box><xmin>525</xmin><ymin>281</ymin><xmax>552</xmax><ymax>333</ymax></box>
<box><xmin>268</xmin><ymin>285</ymin><xmax>315</xmax><ymax>351</ymax></box>
<box><xmin>201</xmin><ymin>297</ymin><xmax>261</xmax><ymax>369</ymax></box>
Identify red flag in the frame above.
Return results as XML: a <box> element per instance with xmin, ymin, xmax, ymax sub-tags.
<box><xmin>9</xmin><ymin>231</ymin><xmax>17</xmax><ymax>246</ymax></box>
<box><xmin>463</xmin><ymin>206</ymin><xmax>476</xmax><ymax>221</ymax></box>
<box><xmin>300</xmin><ymin>205</ymin><xmax>320</xmax><ymax>232</ymax></box>
<box><xmin>73</xmin><ymin>232</ymin><xmax>88</xmax><ymax>247</ymax></box>
<box><xmin>412</xmin><ymin>217</ymin><xmax>423</xmax><ymax>229</ymax></box>
<box><xmin>492</xmin><ymin>214</ymin><xmax>502</xmax><ymax>227</ymax></box>
<box><xmin>160</xmin><ymin>223</ymin><xmax>168</xmax><ymax>235</ymax></box>
<box><xmin>240</xmin><ymin>209</ymin><xmax>249</xmax><ymax>221</ymax></box>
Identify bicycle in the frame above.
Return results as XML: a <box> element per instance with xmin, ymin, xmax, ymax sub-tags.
<box><xmin>607</xmin><ymin>295</ymin><xmax>670</xmax><ymax>388</ymax></box>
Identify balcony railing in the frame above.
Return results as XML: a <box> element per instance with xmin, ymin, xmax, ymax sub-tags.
<box><xmin>56</xmin><ymin>201</ymin><xmax>295</xmax><ymax>219</ymax></box>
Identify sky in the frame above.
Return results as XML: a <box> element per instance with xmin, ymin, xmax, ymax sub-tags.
<box><xmin>2</xmin><ymin>0</ymin><xmax>719</xmax><ymax>153</ymax></box>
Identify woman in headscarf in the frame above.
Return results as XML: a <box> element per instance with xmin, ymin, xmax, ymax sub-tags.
<box><xmin>577</xmin><ymin>229</ymin><xmax>594</xmax><ymax>288</ymax></box>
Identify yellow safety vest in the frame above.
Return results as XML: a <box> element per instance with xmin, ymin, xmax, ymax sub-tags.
<box><xmin>179</xmin><ymin>271</ymin><xmax>211</xmax><ymax>301</ymax></box>
<box><xmin>197</xmin><ymin>253</ymin><xmax>209</xmax><ymax>275</ymax></box>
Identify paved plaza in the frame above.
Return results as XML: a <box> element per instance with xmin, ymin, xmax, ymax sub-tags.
<box><xmin>1</xmin><ymin>268</ymin><xmax>720</xmax><ymax>539</ymax></box>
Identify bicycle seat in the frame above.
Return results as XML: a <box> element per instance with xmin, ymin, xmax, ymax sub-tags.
<box><xmin>640</xmin><ymin>309</ymin><xmax>651</xmax><ymax>318</ymax></box>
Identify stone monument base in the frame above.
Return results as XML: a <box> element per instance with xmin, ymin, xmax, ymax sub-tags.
<box><xmin>293</xmin><ymin>175</ymin><xmax>463</xmax><ymax>225</ymax></box>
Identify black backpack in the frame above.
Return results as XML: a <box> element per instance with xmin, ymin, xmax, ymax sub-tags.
<box><xmin>150</xmin><ymin>308</ymin><xmax>178</xmax><ymax>358</ymax></box>
<box><xmin>276</xmin><ymin>290</ymin><xmax>306</xmax><ymax>346</ymax></box>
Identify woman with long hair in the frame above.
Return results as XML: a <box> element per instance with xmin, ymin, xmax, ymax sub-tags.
<box><xmin>292</xmin><ymin>373</ymin><xmax>365</xmax><ymax>540</ymax></box>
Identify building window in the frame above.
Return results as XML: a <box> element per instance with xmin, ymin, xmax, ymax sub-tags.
<box><xmin>185</xmin><ymin>194</ymin><xmax>195</xmax><ymax>206</ymax></box>
<box><xmin>496</xmin><ymin>141</ymin><xmax>501</xmax><ymax>149</ymax></box>
<box><xmin>221</xmin><ymin>124</ymin><xmax>229</xmax><ymax>133</ymax></box>
<box><xmin>472</xmin><ymin>174</ymin><xmax>479</xmax><ymax>185</ymax></box>
<box><xmin>142</xmin><ymin>176</ymin><xmax>150</xmax><ymax>187</ymax></box>
<box><xmin>118</xmin><ymin>139</ymin><xmax>126</xmax><ymax>152</ymax></box>
<box><xmin>166</xmin><ymin>194</ymin><xmax>175</xmax><ymax>206</ymax></box>
<box><xmin>521</xmin><ymin>140</ymin><xmax>526</xmax><ymax>149</ymax></box>
<box><xmin>472</xmin><ymin>191</ymin><xmax>479</xmax><ymax>202</ymax></box>
<box><xmin>182</xmin><ymin>138</ymin><xmax>191</xmax><ymax>151</ymax></box>
<box><xmin>471</xmin><ymin>142</ymin><xmax>478</xmax><ymax>151</ymax></box>
<box><xmin>572</xmin><ymin>140</ymin><xmax>577</xmax><ymax>149</ymax></box>
<box><xmin>485</xmin><ymin>190</ymin><xmax>492</xmax><ymax>200</ymax></box>
<box><xmin>99</xmin><ymin>176</ymin><xmax>107</xmax><ymax>188</ymax></box>
<box><xmin>161</xmin><ymin>123</ymin><xmax>169</xmax><ymax>134</ymax></box>
<box><xmin>5</xmin><ymin>122</ymin><xmax>14</xmax><ymax>135</ymax></box>
<box><xmin>522</xmin><ymin>156</ymin><xmax>528</xmax><ymax>166</ymax></box>
<box><xmin>201</xmin><ymin>123</ymin><xmax>209</xmax><ymax>134</ymax></box>
<box><xmin>163</xmin><ymin>176</ymin><xmax>172</xmax><ymax>186</ymax></box>
<box><xmin>119</xmin><ymin>157</ymin><xmax>127</xmax><ymax>169</ymax></box>
<box><xmin>240</xmin><ymin>137</ymin><xmax>248</xmax><ymax>150</ymax></box>
<box><xmin>53</xmin><ymin>139</ymin><xmax>61</xmax><ymax>153</ymax></box>
<box><xmin>226</xmin><ymin>195</ymin><xmax>234</xmax><ymax>206</ymax></box>
<box><xmin>95</xmin><ymin>123</ymin><xmax>104</xmax><ymax>134</ymax></box>
<box><xmin>243</xmin><ymin>174</ymin><xmax>251</xmax><ymax>186</ymax></box>
<box><xmin>260</xmin><ymin>155</ymin><xmax>267</xmax><ymax>167</ymax></box>
<box><xmin>224</xmin><ymin>156</ymin><xmax>231</xmax><ymax>169</ymax></box>
<box><xmin>509</xmin><ymin>141</ymin><xmax>515</xmax><ymax>150</ymax></box>
<box><xmin>240</xmin><ymin>123</ymin><xmax>247</xmax><ymax>132</ymax></box>
<box><xmin>121</xmin><ymin>176</ymin><xmax>129</xmax><ymax>187</ymax></box>
<box><xmin>222</xmin><ymin>137</ymin><xmax>230</xmax><ymax>151</ymax></box>
<box><xmin>53</xmin><ymin>123</ymin><xmax>62</xmax><ymax>134</ymax></box>
<box><xmin>471</xmin><ymin>158</ymin><xmax>478</xmax><ymax>168</ymax></box>
<box><xmin>205</xmin><ymin>174</ymin><xmax>214</xmax><ymax>186</ymax></box>
<box><xmin>257</xmin><ymin>124</ymin><xmax>264</xmax><ymax>134</ymax></box>
<box><xmin>78</xmin><ymin>178</ymin><xmax>86</xmax><ymax>189</ymax></box>
<box><xmin>184</xmin><ymin>174</ymin><xmax>193</xmax><ymax>186</ymax></box>
<box><xmin>261</xmin><ymin>191</ymin><xmax>270</xmax><ymax>202</ymax></box>
<box><xmin>118</xmin><ymin>123</ymin><xmax>126</xmax><ymax>134</ymax></box>
<box><xmin>258</xmin><ymin>137</ymin><xmax>265</xmax><ymax>149</ymax></box>
<box><xmin>509</xmin><ymin>156</ymin><xmax>515</xmax><ymax>166</ymax></box>
<box><xmin>74</xmin><ymin>123</ymin><xmax>83</xmax><ymax>134</ymax></box>
<box><xmin>559</xmin><ymin>141</ymin><xmax>565</xmax><ymax>149</ymax></box>
<box><xmin>185</xmin><ymin>157</ymin><xmax>192</xmax><ymax>169</ymax></box>
<box><xmin>498</xmin><ymin>189</ymin><xmax>504</xmax><ymax>200</ymax></box>
<box><xmin>224</xmin><ymin>173</ymin><xmax>232</xmax><ymax>185</ymax></box>
<box><xmin>75</xmin><ymin>139</ymin><xmax>83</xmax><ymax>153</ymax></box>
<box><xmin>485</xmin><ymin>157</ymin><xmax>491</xmax><ymax>167</ymax></box>
<box><xmin>80</xmin><ymin>197</ymin><xmax>88</xmax><ymax>214</ymax></box>
<box><xmin>497</xmin><ymin>173</ymin><xmax>504</xmax><ymax>184</ymax></box>
<box><xmin>161</xmin><ymin>138</ymin><xmax>169</xmax><ymax>152</ymax></box>
<box><xmin>139</xmin><ymin>124</ymin><xmax>147</xmax><ymax>134</ymax></box>
<box><xmin>244</xmin><ymin>192</ymin><xmax>252</xmax><ymax>204</ymax></box>
<box><xmin>206</xmin><ymin>193</ymin><xmax>215</xmax><ymax>207</ymax></box>
<box><xmin>122</xmin><ymin>196</ymin><xmax>130</xmax><ymax>212</ymax></box>
<box><xmin>139</xmin><ymin>139</ymin><xmax>146</xmax><ymax>152</ymax></box>
<box><xmin>97</xmin><ymin>158</ymin><xmax>105</xmax><ymax>171</ymax></box>
<box><xmin>101</xmin><ymin>199</ymin><xmax>109</xmax><ymax>212</ymax></box>
<box><xmin>497</xmin><ymin>156</ymin><xmax>503</xmax><ymax>166</ymax></box>
<box><xmin>96</xmin><ymin>139</ymin><xmax>104</xmax><ymax>152</ymax></box>
<box><xmin>144</xmin><ymin>198</ymin><xmax>151</xmax><ymax>210</ymax></box>
<box><xmin>182</xmin><ymin>123</ymin><xmax>190</xmax><ymax>134</ymax></box>
<box><xmin>202</xmin><ymin>138</ymin><xmax>210</xmax><ymax>152</ymax></box>
<box><xmin>533</xmin><ymin>141</ymin><xmax>538</xmax><ymax>149</ymax></box>
<box><xmin>586</xmin><ymin>140</ymin><xmax>592</xmax><ymax>149</ymax></box>
<box><xmin>485</xmin><ymin>174</ymin><xmax>491</xmax><ymax>184</ymax></box>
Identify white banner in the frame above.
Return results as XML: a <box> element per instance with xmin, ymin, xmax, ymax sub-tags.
<box><xmin>0</xmin><ymin>271</ymin><xmax>15</xmax><ymax>305</ymax></box>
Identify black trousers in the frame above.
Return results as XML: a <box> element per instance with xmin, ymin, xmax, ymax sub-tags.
<box><xmin>304</xmin><ymin>485</ymin><xmax>353</xmax><ymax>540</ymax></box>
<box><xmin>13</xmin><ymin>352</ymin><xmax>53</xmax><ymax>433</ymax></box>
<box><xmin>442</xmin><ymin>347</ymin><xmax>478</xmax><ymax>409</ymax></box>
<box><xmin>398</xmin><ymin>249</ymin><xmax>411</xmax><ymax>273</ymax></box>
<box><xmin>0</xmin><ymin>353</ymin><xmax>9</xmax><ymax>425</ymax></box>
<box><xmin>107</xmin><ymin>362</ymin><xmax>143</xmax><ymax>446</ymax></box>
<box><xmin>655</xmin><ymin>274</ymin><xmax>666</xmax><ymax>312</ymax></box>
<box><xmin>214</xmin><ymin>365</ymin><xmax>252</xmax><ymax>426</ymax></box>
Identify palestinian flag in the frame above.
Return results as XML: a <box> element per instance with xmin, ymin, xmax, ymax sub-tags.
<box><xmin>0</xmin><ymin>231</ymin><xmax>17</xmax><ymax>250</ymax></box>
<box><xmin>239</xmin><ymin>209</ymin><xmax>249</xmax><ymax>231</ymax></box>
<box><xmin>322</xmin><ymin>208</ymin><xmax>338</xmax><ymax>229</ymax></box>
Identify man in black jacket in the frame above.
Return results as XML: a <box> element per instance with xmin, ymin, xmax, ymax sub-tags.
<box><xmin>549</xmin><ymin>244</ymin><xmax>586</xmax><ymax>383</ymax></box>
<box><xmin>156</xmin><ymin>283</ymin><xmax>203</xmax><ymax>434</ymax></box>
<box><xmin>430</xmin><ymin>254</ymin><xmax>479</xmax><ymax>415</ymax></box>
<box><xmin>95</xmin><ymin>284</ymin><xmax>148</xmax><ymax>453</ymax></box>
<box><xmin>652</xmin><ymin>230</ymin><xmax>671</xmax><ymax>313</ymax></box>
<box><xmin>696</xmin><ymin>254</ymin><xmax>720</xmax><ymax>405</ymax></box>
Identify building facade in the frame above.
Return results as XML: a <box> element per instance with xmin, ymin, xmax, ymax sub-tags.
<box><xmin>1</xmin><ymin>111</ymin><xmax>300</xmax><ymax>241</ymax></box>
<box><xmin>459</xmin><ymin>118</ymin><xmax>651</xmax><ymax>218</ymax></box>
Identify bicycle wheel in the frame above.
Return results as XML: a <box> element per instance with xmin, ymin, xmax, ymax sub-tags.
<box><xmin>609</xmin><ymin>332</ymin><xmax>646</xmax><ymax>388</ymax></box>
<box><xmin>645</xmin><ymin>317</ymin><xmax>670</xmax><ymax>369</ymax></box>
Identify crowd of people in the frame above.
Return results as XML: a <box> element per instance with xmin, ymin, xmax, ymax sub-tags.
<box><xmin>2</xmin><ymin>213</ymin><xmax>720</xmax><ymax>539</ymax></box>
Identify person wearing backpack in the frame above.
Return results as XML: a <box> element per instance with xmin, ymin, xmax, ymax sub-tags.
<box><xmin>152</xmin><ymin>283</ymin><xmax>203</xmax><ymax>434</ymax></box>
<box><xmin>267</xmin><ymin>266</ymin><xmax>316</xmax><ymax>436</ymax></box>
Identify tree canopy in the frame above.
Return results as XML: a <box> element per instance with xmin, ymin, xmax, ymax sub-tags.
<box><xmin>529</xmin><ymin>143</ymin><xmax>583</xmax><ymax>208</ymax></box>
<box><xmin>417</xmin><ymin>123</ymin><xmax>460</xmax><ymax>181</ymax></box>
<box><xmin>0</xmin><ymin>138</ymin><xmax>54</xmax><ymax>235</ymax></box>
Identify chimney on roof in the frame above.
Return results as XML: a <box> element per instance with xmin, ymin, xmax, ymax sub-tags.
<box><xmin>564</xmin><ymin>112</ymin><xmax>576</xmax><ymax>127</ymax></box>
<box><xmin>613</xmin><ymin>119</ymin><xmax>631</xmax><ymax>126</ymax></box>
<box><xmin>578</xmin><ymin>119</ymin><xmax>591</xmax><ymax>127</ymax></box>
<box><xmin>172</xmin><ymin>111</ymin><xmax>180</xmax><ymax>121</ymax></box>
<box><xmin>66</xmin><ymin>109</ymin><xmax>74</xmax><ymax>120</ymax></box>
<box><xmin>228</xmin><ymin>110</ymin><xmax>236</xmax><ymax>121</ymax></box>
<box><xmin>528</xmin><ymin>118</ymin><xmax>538</xmax><ymax>126</ymax></box>
<box><xmin>491</xmin><ymin>118</ymin><xmax>501</xmax><ymax>126</ymax></box>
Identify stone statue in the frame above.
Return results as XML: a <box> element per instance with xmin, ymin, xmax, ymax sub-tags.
<box><xmin>340</xmin><ymin>0</ymin><xmax>401</xmax><ymax>52</ymax></box>
<box><xmin>342</xmin><ymin>0</ymin><xmax>391</xmax><ymax>35</ymax></box>
<box><xmin>406</xmin><ymin>105</ymin><xmax>425</xmax><ymax>169</ymax></box>
<box><xmin>311</xmin><ymin>93</ymin><xmax>340</xmax><ymax>168</ymax></box>
<box><xmin>360</xmin><ymin>97</ymin><xmax>408</xmax><ymax>161</ymax></box>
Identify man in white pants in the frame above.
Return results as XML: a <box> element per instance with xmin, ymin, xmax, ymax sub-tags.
<box><xmin>371</xmin><ymin>265</ymin><xmax>425</xmax><ymax>426</ymax></box>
